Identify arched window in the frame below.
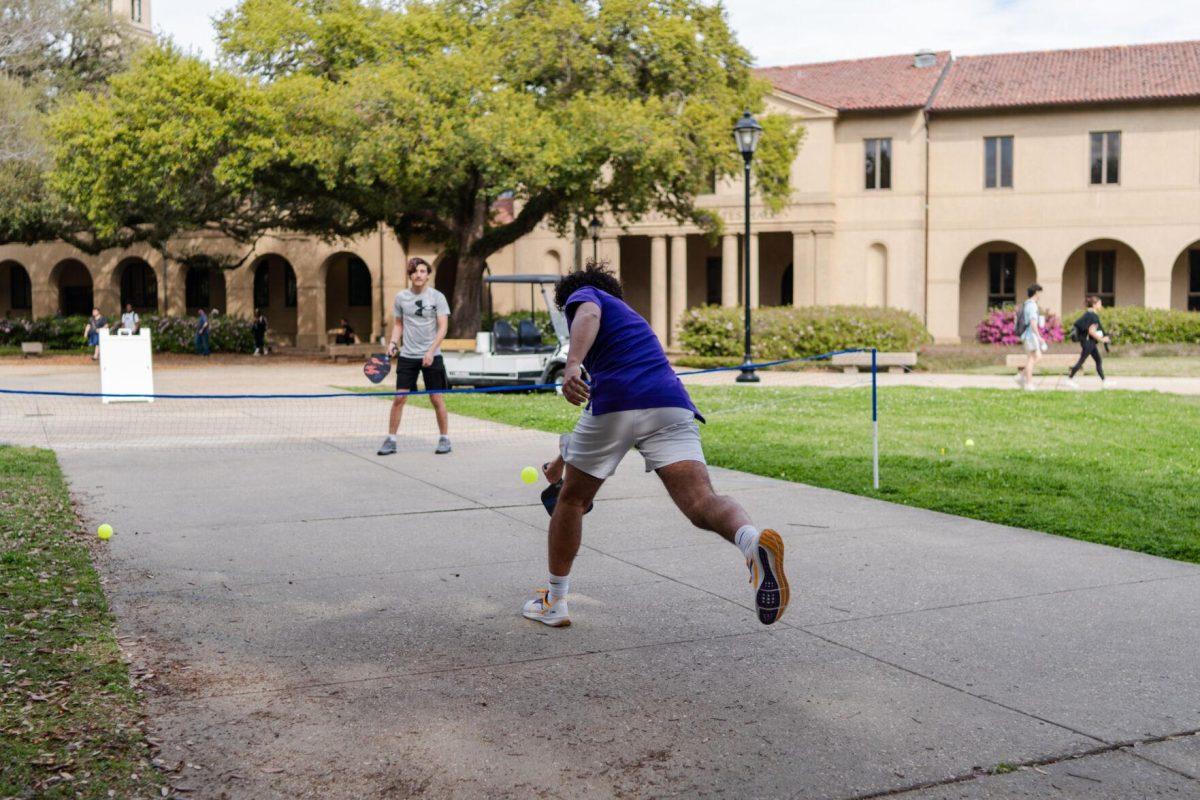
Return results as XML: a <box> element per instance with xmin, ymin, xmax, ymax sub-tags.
<box><xmin>254</xmin><ymin>264</ymin><xmax>270</xmax><ymax>308</ymax></box>
<box><xmin>347</xmin><ymin>256</ymin><xmax>371</xmax><ymax>306</ymax></box>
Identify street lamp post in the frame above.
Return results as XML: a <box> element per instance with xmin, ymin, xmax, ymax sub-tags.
<box><xmin>588</xmin><ymin>216</ymin><xmax>602</xmax><ymax>266</ymax></box>
<box><xmin>733</xmin><ymin>111</ymin><xmax>763</xmax><ymax>383</ymax></box>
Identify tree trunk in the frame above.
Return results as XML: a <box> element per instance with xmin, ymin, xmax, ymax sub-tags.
<box><xmin>448</xmin><ymin>251</ymin><xmax>485</xmax><ymax>338</ymax></box>
<box><xmin>446</xmin><ymin>193</ymin><xmax>489</xmax><ymax>339</ymax></box>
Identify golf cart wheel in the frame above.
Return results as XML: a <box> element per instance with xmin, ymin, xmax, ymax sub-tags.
<box><xmin>547</xmin><ymin>364</ymin><xmax>565</xmax><ymax>395</ymax></box>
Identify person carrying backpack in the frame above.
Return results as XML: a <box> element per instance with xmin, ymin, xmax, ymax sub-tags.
<box><xmin>1013</xmin><ymin>283</ymin><xmax>1045</xmax><ymax>391</ymax></box>
<box><xmin>1063</xmin><ymin>295</ymin><xmax>1110</xmax><ymax>389</ymax></box>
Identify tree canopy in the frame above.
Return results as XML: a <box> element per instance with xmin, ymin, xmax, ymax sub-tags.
<box><xmin>40</xmin><ymin>0</ymin><xmax>804</xmax><ymax>334</ymax></box>
<box><xmin>0</xmin><ymin>0</ymin><xmax>137</xmax><ymax>246</ymax></box>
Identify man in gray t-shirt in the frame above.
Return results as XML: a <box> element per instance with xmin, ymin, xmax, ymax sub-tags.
<box><xmin>378</xmin><ymin>257</ymin><xmax>454</xmax><ymax>456</ymax></box>
<box><xmin>393</xmin><ymin>287</ymin><xmax>451</xmax><ymax>358</ymax></box>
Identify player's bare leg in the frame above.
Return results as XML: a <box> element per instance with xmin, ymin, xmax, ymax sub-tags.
<box><xmin>657</xmin><ymin>460</ymin><xmax>789</xmax><ymax>624</ymax></box>
<box><xmin>388</xmin><ymin>395</ymin><xmax>408</xmax><ymax>435</ymax></box>
<box><xmin>430</xmin><ymin>394</ymin><xmax>450</xmax><ymax>435</ymax></box>
<box><xmin>523</xmin><ymin>465</ymin><xmax>603</xmax><ymax>627</ymax></box>
<box><xmin>655</xmin><ymin>460</ymin><xmax>750</xmax><ymax>542</ymax></box>
<box><xmin>377</xmin><ymin>395</ymin><xmax>407</xmax><ymax>455</ymax></box>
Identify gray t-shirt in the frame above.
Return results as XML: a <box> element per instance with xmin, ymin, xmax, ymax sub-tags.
<box><xmin>393</xmin><ymin>288</ymin><xmax>451</xmax><ymax>358</ymax></box>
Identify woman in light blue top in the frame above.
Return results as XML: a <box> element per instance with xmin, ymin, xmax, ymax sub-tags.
<box><xmin>1016</xmin><ymin>283</ymin><xmax>1045</xmax><ymax>390</ymax></box>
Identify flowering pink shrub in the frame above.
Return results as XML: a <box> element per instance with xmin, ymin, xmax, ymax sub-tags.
<box><xmin>976</xmin><ymin>306</ymin><xmax>1063</xmax><ymax>345</ymax></box>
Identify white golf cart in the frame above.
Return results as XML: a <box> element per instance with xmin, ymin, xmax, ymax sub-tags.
<box><xmin>443</xmin><ymin>274</ymin><xmax>568</xmax><ymax>389</ymax></box>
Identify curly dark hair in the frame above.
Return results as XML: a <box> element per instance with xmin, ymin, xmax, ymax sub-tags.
<box><xmin>554</xmin><ymin>260</ymin><xmax>623</xmax><ymax>310</ymax></box>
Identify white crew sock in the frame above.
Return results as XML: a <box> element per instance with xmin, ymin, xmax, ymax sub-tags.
<box><xmin>734</xmin><ymin>525</ymin><xmax>760</xmax><ymax>559</ymax></box>
<box><xmin>387</xmin><ymin>434</ymin><xmax>397</xmax><ymax>442</ymax></box>
<box><xmin>547</xmin><ymin>573</ymin><xmax>570</xmax><ymax>604</ymax></box>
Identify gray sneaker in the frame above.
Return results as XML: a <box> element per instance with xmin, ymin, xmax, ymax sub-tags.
<box><xmin>435</xmin><ymin>436</ymin><xmax>452</xmax><ymax>455</ymax></box>
<box><xmin>377</xmin><ymin>437</ymin><xmax>397</xmax><ymax>456</ymax></box>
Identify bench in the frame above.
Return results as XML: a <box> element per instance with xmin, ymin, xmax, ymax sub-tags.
<box><xmin>328</xmin><ymin>343</ymin><xmax>377</xmax><ymax>361</ymax></box>
<box><xmin>830</xmin><ymin>351</ymin><xmax>917</xmax><ymax>374</ymax></box>
<box><xmin>1005</xmin><ymin>354</ymin><xmax>1078</xmax><ymax>369</ymax></box>
<box><xmin>327</xmin><ymin>338</ymin><xmax>478</xmax><ymax>361</ymax></box>
<box><xmin>20</xmin><ymin>342</ymin><xmax>44</xmax><ymax>358</ymax></box>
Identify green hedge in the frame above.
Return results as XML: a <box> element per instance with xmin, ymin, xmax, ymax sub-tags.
<box><xmin>0</xmin><ymin>315</ymin><xmax>255</xmax><ymax>353</ymax></box>
<box><xmin>680</xmin><ymin>305</ymin><xmax>932</xmax><ymax>360</ymax></box>
<box><xmin>1074</xmin><ymin>306</ymin><xmax>1200</xmax><ymax>344</ymax></box>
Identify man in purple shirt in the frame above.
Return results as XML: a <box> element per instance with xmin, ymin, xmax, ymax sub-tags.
<box><xmin>522</xmin><ymin>263</ymin><xmax>788</xmax><ymax>628</ymax></box>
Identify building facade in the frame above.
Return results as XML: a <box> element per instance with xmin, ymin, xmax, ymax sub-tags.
<box><xmin>3</xmin><ymin>33</ymin><xmax>1199</xmax><ymax>347</ymax></box>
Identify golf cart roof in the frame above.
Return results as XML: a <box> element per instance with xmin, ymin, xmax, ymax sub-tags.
<box><xmin>484</xmin><ymin>274</ymin><xmax>561</xmax><ymax>285</ymax></box>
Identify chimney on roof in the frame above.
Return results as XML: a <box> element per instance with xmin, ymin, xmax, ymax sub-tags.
<box><xmin>914</xmin><ymin>50</ymin><xmax>937</xmax><ymax>68</ymax></box>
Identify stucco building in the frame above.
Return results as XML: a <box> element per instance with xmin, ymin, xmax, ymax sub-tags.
<box><xmin>2</xmin><ymin>17</ymin><xmax>1199</xmax><ymax>347</ymax></box>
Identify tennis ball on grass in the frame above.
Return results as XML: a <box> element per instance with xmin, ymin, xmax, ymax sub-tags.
<box><xmin>97</xmin><ymin>523</ymin><xmax>113</xmax><ymax>540</ymax></box>
<box><xmin>520</xmin><ymin>466</ymin><xmax>539</xmax><ymax>485</ymax></box>
<box><xmin>965</xmin><ymin>438</ymin><xmax>975</xmax><ymax>448</ymax></box>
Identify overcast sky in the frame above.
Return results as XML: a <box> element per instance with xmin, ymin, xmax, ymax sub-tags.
<box><xmin>154</xmin><ymin>0</ymin><xmax>1200</xmax><ymax>67</ymax></box>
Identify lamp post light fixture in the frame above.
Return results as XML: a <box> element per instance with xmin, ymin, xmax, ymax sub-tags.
<box><xmin>588</xmin><ymin>216</ymin><xmax>602</xmax><ymax>265</ymax></box>
<box><xmin>733</xmin><ymin>110</ymin><xmax>763</xmax><ymax>383</ymax></box>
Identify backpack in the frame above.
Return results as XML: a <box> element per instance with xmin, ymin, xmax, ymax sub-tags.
<box><xmin>1013</xmin><ymin>304</ymin><xmax>1030</xmax><ymax>338</ymax></box>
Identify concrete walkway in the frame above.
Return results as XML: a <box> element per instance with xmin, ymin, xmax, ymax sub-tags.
<box><xmin>3</xmin><ymin>362</ymin><xmax>1199</xmax><ymax>798</ymax></box>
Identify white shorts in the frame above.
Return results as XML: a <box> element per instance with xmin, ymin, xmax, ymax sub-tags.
<box><xmin>560</xmin><ymin>407</ymin><xmax>705</xmax><ymax>480</ymax></box>
<box><xmin>1021</xmin><ymin>335</ymin><xmax>1042</xmax><ymax>353</ymax></box>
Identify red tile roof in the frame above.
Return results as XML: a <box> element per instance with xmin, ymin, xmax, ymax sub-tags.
<box><xmin>932</xmin><ymin>40</ymin><xmax>1200</xmax><ymax>111</ymax></box>
<box><xmin>756</xmin><ymin>52</ymin><xmax>950</xmax><ymax>112</ymax></box>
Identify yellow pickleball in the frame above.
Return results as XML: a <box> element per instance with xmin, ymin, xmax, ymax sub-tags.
<box><xmin>97</xmin><ymin>523</ymin><xmax>113</xmax><ymax>540</ymax></box>
<box><xmin>520</xmin><ymin>466</ymin><xmax>538</xmax><ymax>485</ymax></box>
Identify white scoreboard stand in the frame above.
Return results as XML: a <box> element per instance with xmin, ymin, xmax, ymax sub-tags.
<box><xmin>98</xmin><ymin>329</ymin><xmax>155</xmax><ymax>403</ymax></box>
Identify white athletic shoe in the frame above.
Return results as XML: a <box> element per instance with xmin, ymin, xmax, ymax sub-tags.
<box><xmin>1013</xmin><ymin>373</ymin><xmax>1025</xmax><ymax>387</ymax></box>
<box><xmin>522</xmin><ymin>589</ymin><xmax>570</xmax><ymax>627</ymax></box>
<box><xmin>747</xmin><ymin>529</ymin><xmax>789</xmax><ymax>625</ymax></box>
<box><xmin>1023</xmin><ymin>382</ymin><xmax>1036</xmax><ymax>391</ymax></box>
<box><xmin>1062</xmin><ymin>377</ymin><xmax>1080</xmax><ymax>390</ymax></box>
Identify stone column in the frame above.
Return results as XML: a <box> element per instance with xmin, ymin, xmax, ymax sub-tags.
<box><xmin>669</xmin><ymin>235</ymin><xmax>687</xmax><ymax>348</ymax></box>
<box><xmin>650</xmin><ymin>235</ymin><xmax>668</xmax><ymax>346</ymax></box>
<box><xmin>602</xmin><ymin>235</ymin><xmax>621</xmax><ymax>282</ymax></box>
<box><xmin>792</xmin><ymin>231</ymin><xmax>815</xmax><ymax>306</ymax></box>
<box><xmin>813</xmin><ymin>232</ymin><xmax>833</xmax><ymax>306</ymax></box>
<box><xmin>31</xmin><ymin>284</ymin><xmax>56</xmax><ymax>319</ymax></box>
<box><xmin>1040</xmin><ymin>280</ymin><xmax>1063</xmax><ymax>327</ymax></box>
<box><xmin>721</xmin><ymin>234</ymin><xmax>738</xmax><ymax>308</ymax></box>
<box><xmin>161</xmin><ymin>261</ymin><xmax>187</xmax><ymax>317</ymax></box>
<box><xmin>1145</xmin><ymin>277</ymin><xmax>1172</xmax><ymax>309</ymax></box>
<box><xmin>225</xmin><ymin>265</ymin><xmax>254</xmax><ymax>320</ymax></box>
<box><xmin>748</xmin><ymin>233</ymin><xmax>760</xmax><ymax>309</ymax></box>
<box><xmin>87</xmin><ymin>260</ymin><xmax>118</xmax><ymax>317</ymax></box>
<box><xmin>295</xmin><ymin>282</ymin><xmax>326</xmax><ymax>349</ymax></box>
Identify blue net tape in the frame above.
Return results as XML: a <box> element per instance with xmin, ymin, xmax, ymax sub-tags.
<box><xmin>0</xmin><ymin>348</ymin><xmax>869</xmax><ymax>400</ymax></box>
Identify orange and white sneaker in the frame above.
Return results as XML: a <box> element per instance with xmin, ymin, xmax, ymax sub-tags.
<box><xmin>522</xmin><ymin>589</ymin><xmax>571</xmax><ymax>627</ymax></box>
<box><xmin>747</xmin><ymin>529</ymin><xmax>789</xmax><ymax>625</ymax></box>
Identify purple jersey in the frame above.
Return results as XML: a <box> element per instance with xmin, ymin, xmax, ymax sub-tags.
<box><xmin>564</xmin><ymin>286</ymin><xmax>700</xmax><ymax>419</ymax></box>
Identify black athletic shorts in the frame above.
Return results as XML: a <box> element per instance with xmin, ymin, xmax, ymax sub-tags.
<box><xmin>394</xmin><ymin>355</ymin><xmax>449</xmax><ymax>392</ymax></box>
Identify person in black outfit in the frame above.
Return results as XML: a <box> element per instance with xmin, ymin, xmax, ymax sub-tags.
<box><xmin>252</xmin><ymin>309</ymin><xmax>268</xmax><ymax>356</ymax></box>
<box><xmin>335</xmin><ymin>317</ymin><xmax>356</xmax><ymax>345</ymax></box>
<box><xmin>1064</xmin><ymin>295</ymin><xmax>1110</xmax><ymax>389</ymax></box>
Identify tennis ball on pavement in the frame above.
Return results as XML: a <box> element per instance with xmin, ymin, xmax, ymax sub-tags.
<box><xmin>965</xmin><ymin>438</ymin><xmax>975</xmax><ymax>448</ymax></box>
<box><xmin>520</xmin><ymin>466</ymin><xmax>538</xmax><ymax>485</ymax></box>
<box><xmin>97</xmin><ymin>523</ymin><xmax>113</xmax><ymax>541</ymax></box>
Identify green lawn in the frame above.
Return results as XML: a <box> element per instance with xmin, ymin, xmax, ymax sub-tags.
<box><xmin>0</xmin><ymin>446</ymin><xmax>163</xmax><ymax>799</ymax></box>
<box><xmin>409</xmin><ymin>386</ymin><xmax>1200</xmax><ymax>563</ymax></box>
